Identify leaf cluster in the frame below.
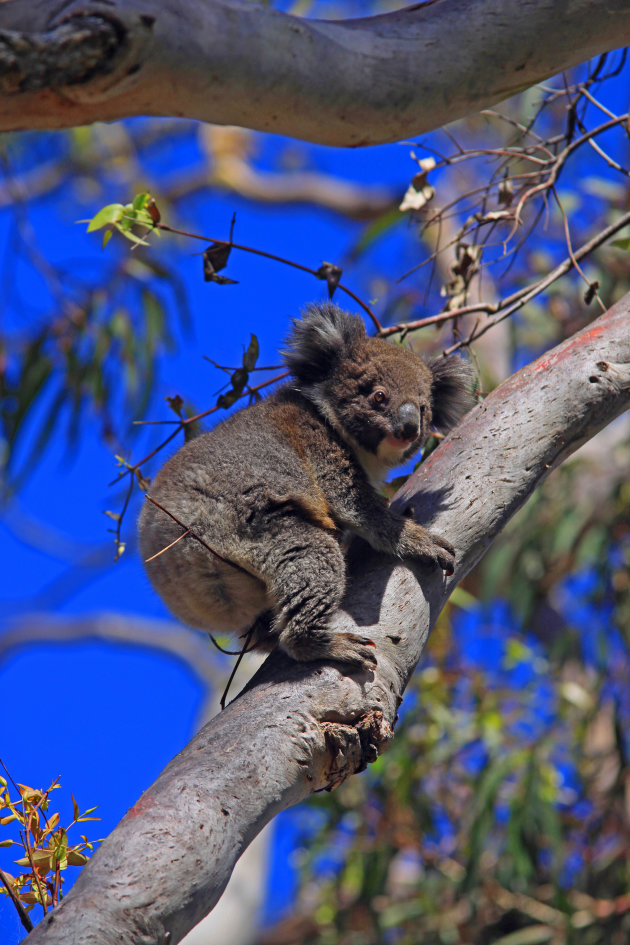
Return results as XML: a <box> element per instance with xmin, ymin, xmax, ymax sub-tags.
<box><xmin>0</xmin><ymin>251</ymin><xmax>180</xmax><ymax>491</ymax></box>
<box><xmin>0</xmin><ymin>772</ymin><xmax>101</xmax><ymax>930</ymax></box>
<box><xmin>85</xmin><ymin>192</ymin><xmax>161</xmax><ymax>249</ymax></box>
<box><xmin>212</xmin><ymin>334</ymin><xmax>260</xmax><ymax>409</ymax></box>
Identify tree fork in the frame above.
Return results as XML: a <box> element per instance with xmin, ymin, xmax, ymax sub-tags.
<box><xmin>23</xmin><ymin>293</ymin><xmax>630</xmax><ymax>945</ymax></box>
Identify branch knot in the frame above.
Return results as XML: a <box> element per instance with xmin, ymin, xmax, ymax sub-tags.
<box><xmin>322</xmin><ymin>710</ymin><xmax>392</xmax><ymax>790</ymax></box>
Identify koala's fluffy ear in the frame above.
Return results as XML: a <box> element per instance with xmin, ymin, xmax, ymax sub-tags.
<box><xmin>428</xmin><ymin>356</ymin><xmax>476</xmax><ymax>432</ymax></box>
<box><xmin>283</xmin><ymin>302</ymin><xmax>366</xmax><ymax>385</ymax></box>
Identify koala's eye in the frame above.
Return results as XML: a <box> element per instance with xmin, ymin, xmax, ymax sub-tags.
<box><xmin>371</xmin><ymin>389</ymin><xmax>388</xmax><ymax>407</ymax></box>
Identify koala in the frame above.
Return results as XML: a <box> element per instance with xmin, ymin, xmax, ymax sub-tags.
<box><xmin>138</xmin><ymin>303</ymin><xmax>474</xmax><ymax>671</ymax></box>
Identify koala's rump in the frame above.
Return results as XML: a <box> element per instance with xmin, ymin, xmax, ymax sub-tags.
<box><xmin>139</xmin><ymin>519</ymin><xmax>270</xmax><ymax>633</ymax></box>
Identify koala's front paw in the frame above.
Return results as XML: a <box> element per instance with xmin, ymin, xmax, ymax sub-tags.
<box><xmin>404</xmin><ymin>522</ymin><xmax>456</xmax><ymax>574</ymax></box>
<box><xmin>279</xmin><ymin>627</ymin><xmax>377</xmax><ymax>670</ymax></box>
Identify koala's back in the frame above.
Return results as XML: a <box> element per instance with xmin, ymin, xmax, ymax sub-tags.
<box><xmin>138</xmin><ymin>387</ymin><xmax>343</xmax><ymax>634</ymax></box>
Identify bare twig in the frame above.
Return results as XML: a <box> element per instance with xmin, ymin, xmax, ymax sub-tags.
<box><xmin>156</xmin><ymin>222</ymin><xmax>380</xmax><ymax>331</ymax></box>
<box><xmin>0</xmin><ymin>867</ymin><xmax>34</xmax><ymax>933</ymax></box>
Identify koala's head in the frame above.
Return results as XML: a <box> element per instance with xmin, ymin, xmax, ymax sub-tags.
<box><xmin>284</xmin><ymin>303</ymin><xmax>475</xmax><ymax>476</ymax></box>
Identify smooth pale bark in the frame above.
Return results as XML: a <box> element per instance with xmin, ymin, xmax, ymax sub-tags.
<box><xmin>0</xmin><ymin>0</ymin><xmax>629</xmax><ymax>145</ymax></box>
<box><xmin>24</xmin><ymin>295</ymin><xmax>630</xmax><ymax>944</ymax></box>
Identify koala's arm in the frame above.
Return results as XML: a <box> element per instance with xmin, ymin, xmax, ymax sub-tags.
<box><xmin>323</xmin><ymin>467</ymin><xmax>455</xmax><ymax>572</ymax></box>
<box><xmin>269</xmin><ymin>389</ymin><xmax>457</xmax><ymax>571</ymax></box>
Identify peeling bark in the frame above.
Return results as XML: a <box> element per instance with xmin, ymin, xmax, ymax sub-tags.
<box><xmin>23</xmin><ymin>294</ymin><xmax>630</xmax><ymax>944</ymax></box>
<box><xmin>0</xmin><ymin>0</ymin><xmax>629</xmax><ymax>144</ymax></box>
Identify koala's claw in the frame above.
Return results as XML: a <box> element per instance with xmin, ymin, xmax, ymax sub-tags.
<box><xmin>279</xmin><ymin>628</ymin><xmax>377</xmax><ymax>670</ymax></box>
<box><xmin>435</xmin><ymin>543</ymin><xmax>456</xmax><ymax>574</ymax></box>
<box><xmin>418</xmin><ymin>530</ymin><xmax>456</xmax><ymax>573</ymax></box>
<box><xmin>328</xmin><ymin>632</ymin><xmax>378</xmax><ymax>671</ymax></box>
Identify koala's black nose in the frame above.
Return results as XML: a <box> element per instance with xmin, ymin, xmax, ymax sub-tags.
<box><xmin>396</xmin><ymin>402</ymin><xmax>420</xmax><ymax>441</ymax></box>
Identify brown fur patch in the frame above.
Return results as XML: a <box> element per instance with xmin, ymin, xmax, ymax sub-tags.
<box><xmin>273</xmin><ymin>491</ymin><xmax>337</xmax><ymax>531</ymax></box>
<box><xmin>269</xmin><ymin>401</ymin><xmax>338</xmax><ymax>531</ymax></box>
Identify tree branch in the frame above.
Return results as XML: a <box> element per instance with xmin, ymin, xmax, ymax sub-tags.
<box><xmin>23</xmin><ymin>294</ymin><xmax>630</xmax><ymax>944</ymax></box>
<box><xmin>0</xmin><ymin>613</ymin><xmax>223</xmax><ymax>691</ymax></box>
<box><xmin>1</xmin><ymin>0</ymin><xmax>629</xmax><ymax>145</ymax></box>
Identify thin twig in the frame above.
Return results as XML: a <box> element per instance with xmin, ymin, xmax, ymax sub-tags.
<box><xmin>380</xmin><ymin>209</ymin><xmax>630</xmax><ymax>341</ymax></box>
<box><xmin>23</xmin><ymin>817</ymin><xmax>47</xmax><ymax>915</ymax></box>
<box><xmin>552</xmin><ymin>185</ymin><xmax>605</xmax><ymax>311</ymax></box>
<box><xmin>144</xmin><ymin>529</ymin><xmax>191</xmax><ymax>562</ymax></box>
<box><xmin>156</xmin><ymin>222</ymin><xmax>381</xmax><ymax>331</ymax></box>
<box><xmin>0</xmin><ymin>868</ymin><xmax>34</xmax><ymax>933</ymax></box>
<box><xmin>143</xmin><ymin>494</ymin><xmax>251</xmax><ymax>577</ymax></box>
<box><xmin>220</xmin><ymin>625</ymin><xmax>255</xmax><ymax>711</ymax></box>
<box><xmin>443</xmin><ymin>209</ymin><xmax>630</xmax><ymax>353</ymax></box>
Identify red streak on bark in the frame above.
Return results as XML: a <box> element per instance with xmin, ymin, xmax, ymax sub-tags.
<box><xmin>126</xmin><ymin>794</ymin><xmax>156</xmax><ymax>819</ymax></box>
<box><xmin>532</xmin><ymin>320</ymin><xmax>610</xmax><ymax>374</ymax></box>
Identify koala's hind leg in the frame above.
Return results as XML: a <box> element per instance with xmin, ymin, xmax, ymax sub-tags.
<box><xmin>257</xmin><ymin>526</ymin><xmax>377</xmax><ymax>671</ymax></box>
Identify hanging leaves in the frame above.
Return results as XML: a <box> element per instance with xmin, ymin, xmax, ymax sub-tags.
<box><xmin>84</xmin><ymin>192</ymin><xmax>161</xmax><ymax>248</ymax></box>
<box><xmin>316</xmin><ymin>261</ymin><xmax>342</xmax><ymax>298</ymax></box>
<box><xmin>203</xmin><ymin>242</ymin><xmax>238</xmax><ymax>285</ymax></box>
<box><xmin>216</xmin><ymin>334</ymin><xmax>259</xmax><ymax>409</ymax></box>
<box><xmin>399</xmin><ymin>156</ymin><xmax>436</xmax><ymax>212</ymax></box>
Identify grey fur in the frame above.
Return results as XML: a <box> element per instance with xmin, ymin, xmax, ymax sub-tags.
<box><xmin>428</xmin><ymin>355</ymin><xmax>477</xmax><ymax>431</ymax></box>
<box><xmin>139</xmin><ymin>304</ymin><xmax>475</xmax><ymax>670</ymax></box>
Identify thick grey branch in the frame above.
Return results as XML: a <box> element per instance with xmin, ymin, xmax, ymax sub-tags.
<box><xmin>24</xmin><ymin>295</ymin><xmax>630</xmax><ymax>944</ymax></box>
<box><xmin>0</xmin><ymin>0</ymin><xmax>628</xmax><ymax>144</ymax></box>
<box><xmin>0</xmin><ymin>613</ymin><xmax>222</xmax><ymax>690</ymax></box>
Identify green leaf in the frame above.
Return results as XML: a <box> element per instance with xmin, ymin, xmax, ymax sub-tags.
<box><xmin>53</xmin><ymin>827</ymin><xmax>68</xmax><ymax>869</ymax></box>
<box><xmin>117</xmin><ymin>227</ymin><xmax>150</xmax><ymax>247</ymax></box>
<box><xmin>132</xmin><ymin>192</ymin><xmax>150</xmax><ymax>212</ymax></box>
<box><xmin>66</xmin><ymin>850</ymin><xmax>88</xmax><ymax>866</ymax></box>
<box><xmin>86</xmin><ymin>204</ymin><xmax>125</xmax><ymax>232</ymax></box>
